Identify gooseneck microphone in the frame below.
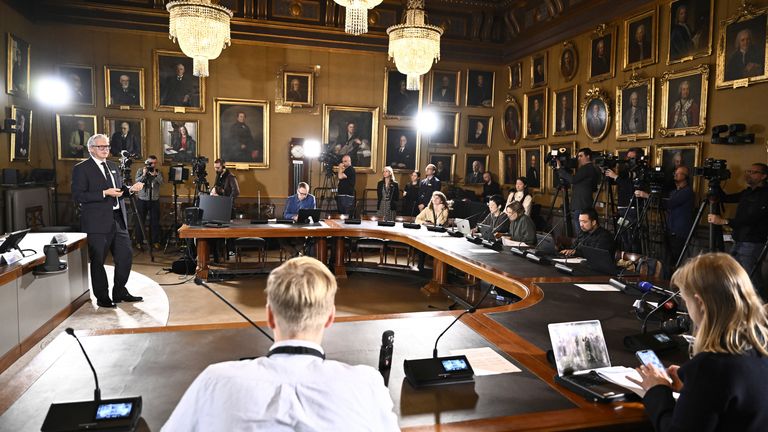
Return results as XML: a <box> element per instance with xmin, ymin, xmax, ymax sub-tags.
<box><xmin>194</xmin><ymin>277</ymin><xmax>274</xmax><ymax>342</ymax></box>
<box><xmin>640</xmin><ymin>290</ymin><xmax>680</xmax><ymax>334</ymax></box>
<box><xmin>65</xmin><ymin>327</ymin><xmax>101</xmax><ymax>401</ymax></box>
<box><xmin>432</xmin><ymin>284</ymin><xmax>493</xmax><ymax>358</ymax></box>
<box><xmin>378</xmin><ymin>330</ymin><xmax>394</xmax><ymax>386</ymax></box>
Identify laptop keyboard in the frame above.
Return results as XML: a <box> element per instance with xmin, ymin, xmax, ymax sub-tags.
<box><xmin>567</xmin><ymin>371</ymin><xmax>605</xmax><ymax>387</ymax></box>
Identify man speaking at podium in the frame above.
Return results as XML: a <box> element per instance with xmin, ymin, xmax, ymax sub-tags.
<box><xmin>72</xmin><ymin>134</ymin><xmax>144</xmax><ymax>308</ymax></box>
<box><xmin>162</xmin><ymin>257</ymin><xmax>399</xmax><ymax>431</ymax></box>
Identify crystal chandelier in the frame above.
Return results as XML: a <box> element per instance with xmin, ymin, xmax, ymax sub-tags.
<box><xmin>334</xmin><ymin>0</ymin><xmax>383</xmax><ymax>35</ymax></box>
<box><xmin>167</xmin><ymin>0</ymin><xmax>233</xmax><ymax>77</ymax></box>
<box><xmin>387</xmin><ymin>0</ymin><xmax>443</xmax><ymax>91</ymax></box>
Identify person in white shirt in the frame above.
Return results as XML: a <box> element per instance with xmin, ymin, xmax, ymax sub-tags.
<box><xmin>506</xmin><ymin>176</ymin><xmax>533</xmax><ymax>216</ymax></box>
<box><xmin>162</xmin><ymin>257</ymin><xmax>400</xmax><ymax>432</ymax></box>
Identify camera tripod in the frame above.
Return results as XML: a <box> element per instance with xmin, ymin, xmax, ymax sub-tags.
<box><xmin>546</xmin><ymin>176</ymin><xmax>573</xmax><ymax>238</ymax></box>
<box><xmin>593</xmin><ymin>175</ymin><xmax>618</xmax><ymax>232</ymax></box>
<box><xmin>119</xmin><ymin>165</ymin><xmax>155</xmax><ymax>263</ymax></box>
<box><xmin>193</xmin><ymin>178</ymin><xmax>209</xmax><ymax>207</ymax></box>
<box><xmin>316</xmin><ymin>164</ymin><xmax>338</xmax><ymax>215</ymax></box>
<box><xmin>163</xmin><ymin>180</ymin><xmax>184</xmax><ymax>253</ymax></box>
<box><xmin>614</xmin><ymin>190</ymin><xmax>667</xmax><ymax>258</ymax></box>
<box><xmin>675</xmin><ymin>192</ymin><xmax>723</xmax><ymax>269</ymax></box>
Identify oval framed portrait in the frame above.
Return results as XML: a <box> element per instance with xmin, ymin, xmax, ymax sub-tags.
<box><xmin>502</xmin><ymin>97</ymin><xmax>522</xmax><ymax>145</ymax></box>
<box><xmin>560</xmin><ymin>41</ymin><xmax>578</xmax><ymax>82</ymax></box>
<box><xmin>581</xmin><ymin>88</ymin><xmax>611</xmax><ymax>142</ymax></box>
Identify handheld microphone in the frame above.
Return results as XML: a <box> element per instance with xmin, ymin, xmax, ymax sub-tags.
<box><xmin>65</xmin><ymin>328</ymin><xmax>101</xmax><ymax>401</ymax></box>
<box><xmin>378</xmin><ymin>330</ymin><xmax>394</xmax><ymax>386</ymax></box>
<box><xmin>194</xmin><ymin>278</ymin><xmax>274</xmax><ymax>342</ymax></box>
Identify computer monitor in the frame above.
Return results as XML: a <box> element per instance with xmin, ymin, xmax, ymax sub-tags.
<box><xmin>296</xmin><ymin>208</ymin><xmax>321</xmax><ymax>224</ymax></box>
<box><xmin>0</xmin><ymin>228</ymin><xmax>30</xmax><ymax>254</ymax></box>
<box><xmin>197</xmin><ymin>194</ymin><xmax>233</xmax><ymax>224</ymax></box>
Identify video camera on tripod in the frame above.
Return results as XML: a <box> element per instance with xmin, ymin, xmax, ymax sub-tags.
<box><xmin>318</xmin><ymin>143</ymin><xmax>342</xmax><ymax>177</ymax></box>
<box><xmin>545</xmin><ymin>147</ymin><xmax>577</xmax><ymax>170</ymax></box>
<box><xmin>191</xmin><ymin>156</ymin><xmax>209</xmax><ymax>187</ymax></box>
<box><xmin>118</xmin><ymin>150</ymin><xmax>140</xmax><ymax>181</ymax></box>
<box><xmin>694</xmin><ymin>158</ymin><xmax>731</xmax><ymax>196</ymax></box>
<box><xmin>632</xmin><ymin>161</ymin><xmax>665</xmax><ymax>194</ymax></box>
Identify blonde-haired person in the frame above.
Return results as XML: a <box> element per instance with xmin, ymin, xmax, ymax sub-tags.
<box><xmin>377</xmin><ymin>166</ymin><xmax>399</xmax><ymax>221</ymax></box>
<box><xmin>628</xmin><ymin>253</ymin><xmax>768</xmax><ymax>432</ymax></box>
<box><xmin>415</xmin><ymin>191</ymin><xmax>449</xmax><ymax>226</ymax></box>
<box><xmin>163</xmin><ymin>257</ymin><xmax>399</xmax><ymax>431</ymax></box>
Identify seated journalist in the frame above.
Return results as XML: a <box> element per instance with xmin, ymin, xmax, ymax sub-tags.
<box><xmin>503</xmin><ymin>201</ymin><xmax>537</xmax><ymax>247</ymax></box>
<box><xmin>560</xmin><ymin>208</ymin><xmax>614</xmax><ymax>257</ymax></box>
<box><xmin>415</xmin><ymin>191</ymin><xmax>449</xmax><ymax>226</ymax></box>
<box><xmin>162</xmin><ymin>257</ymin><xmax>400</xmax><ymax>431</ymax></box>
<box><xmin>628</xmin><ymin>253</ymin><xmax>768</xmax><ymax>432</ymax></box>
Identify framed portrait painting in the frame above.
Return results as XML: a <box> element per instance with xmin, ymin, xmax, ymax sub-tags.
<box><xmin>509</xmin><ymin>62</ymin><xmax>522</xmax><ymax>89</ymax></box>
<box><xmin>623</xmin><ymin>8</ymin><xmax>658</xmax><ymax>70</ymax></box>
<box><xmin>384</xmin><ymin>125</ymin><xmax>419</xmax><ymax>173</ymax></box>
<box><xmin>283</xmin><ymin>71</ymin><xmax>313</xmax><ymax>107</ymax></box>
<box><xmin>502</xmin><ymin>97</ymin><xmax>522</xmax><ymax>145</ymax></box>
<box><xmin>582</xmin><ymin>87</ymin><xmax>611</xmax><ymax>142</ymax></box>
<box><xmin>466</xmin><ymin>69</ymin><xmax>495</xmax><ymax>107</ymax></box>
<box><xmin>214</xmin><ymin>98</ymin><xmax>269</xmax><ymax>169</ymax></box>
<box><xmin>428</xmin><ymin>111</ymin><xmax>460</xmax><ymax>147</ymax></box>
<box><xmin>545</xmin><ymin>142</ymin><xmax>577</xmax><ymax>194</ymax></box>
<box><xmin>523</xmin><ymin>89</ymin><xmax>547</xmax><ymax>140</ymax></box>
<box><xmin>153</xmin><ymin>49</ymin><xmax>205</xmax><ymax>113</ymax></box>
<box><xmin>560</xmin><ymin>41</ymin><xmax>578</xmax><ymax>82</ymax></box>
<box><xmin>105</xmin><ymin>65</ymin><xmax>145</xmax><ymax>109</ymax></box>
<box><xmin>552</xmin><ymin>85</ymin><xmax>578</xmax><ymax>136</ymax></box>
<box><xmin>615</xmin><ymin>145</ymin><xmax>651</xmax><ymax>161</ymax></box>
<box><xmin>428</xmin><ymin>70</ymin><xmax>460</xmax><ymax>106</ymax></box>
<box><xmin>57</xmin><ymin>64</ymin><xmax>95</xmax><ymax>107</ymax></box>
<box><xmin>520</xmin><ymin>145</ymin><xmax>543</xmax><ymax>191</ymax></box>
<box><xmin>655</xmin><ymin>142</ymin><xmax>701</xmax><ymax>192</ymax></box>
<box><xmin>6</xmin><ymin>33</ymin><xmax>29</xmax><ymax>98</ymax></box>
<box><xmin>531</xmin><ymin>52</ymin><xmax>547</xmax><ymax>88</ymax></box>
<box><xmin>498</xmin><ymin>150</ymin><xmax>518</xmax><ymax>186</ymax></box>
<box><xmin>384</xmin><ymin>68</ymin><xmax>421</xmax><ymax>117</ymax></box>
<box><xmin>616</xmin><ymin>76</ymin><xmax>654</xmax><ymax>140</ymax></box>
<box><xmin>588</xmin><ymin>25</ymin><xmax>616</xmax><ymax>82</ymax></box>
<box><xmin>57</xmin><ymin>114</ymin><xmax>97</xmax><ymax>161</ymax></box>
<box><xmin>716</xmin><ymin>4</ymin><xmax>768</xmax><ymax>89</ymax></box>
<box><xmin>668</xmin><ymin>0</ymin><xmax>714</xmax><ymax>65</ymax></box>
<box><xmin>104</xmin><ymin>117</ymin><xmax>145</xmax><ymax>159</ymax></box>
<box><xmin>464</xmin><ymin>154</ymin><xmax>489</xmax><ymax>185</ymax></box>
<box><xmin>660</xmin><ymin>64</ymin><xmax>709</xmax><ymax>137</ymax></box>
<box><xmin>428</xmin><ymin>152</ymin><xmax>455</xmax><ymax>183</ymax></box>
<box><xmin>10</xmin><ymin>106</ymin><xmax>31</xmax><ymax>162</ymax></box>
<box><xmin>160</xmin><ymin>119</ymin><xmax>199</xmax><ymax>165</ymax></box>
<box><xmin>466</xmin><ymin>115</ymin><xmax>492</xmax><ymax>147</ymax></box>
<box><xmin>322</xmin><ymin>105</ymin><xmax>379</xmax><ymax>173</ymax></box>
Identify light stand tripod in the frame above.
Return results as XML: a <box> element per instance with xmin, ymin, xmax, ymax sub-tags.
<box><xmin>675</xmin><ymin>189</ymin><xmax>722</xmax><ymax>269</ymax></box>
<box><xmin>119</xmin><ymin>158</ymin><xmax>154</xmax><ymax>263</ymax></box>
<box><xmin>594</xmin><ymin>175</ymin><xmax>617</xmax><ymax>232</ymax></box>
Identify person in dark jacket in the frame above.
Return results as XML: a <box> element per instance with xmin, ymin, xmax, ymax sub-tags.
<box><xmin>557</xmin><ymin>148</ymin><xmax>600</xmax><ymax>235</ymax></box>
<box><xmin>402</xmin><ymin>170</ymin><xmax>420</xmax><ymax>217</ymax></box>
<box><xmin>376</xmin><ymin>166</ymin><xmax>399</xmax><ymax>221</ymax></box>
<box><xmin>481</xmin><ymin>172</ymin><xmax>502</xmax><ymax>203</ymax></box>
<box><xmin>560</xmin><ymin>208</ymin><xmax>615</xmax><ymax>257</ymax></box>
<box><xmin>628</xmin><ymin>253</ymin><xmax>768</xmax><ymax>432</ymax></box>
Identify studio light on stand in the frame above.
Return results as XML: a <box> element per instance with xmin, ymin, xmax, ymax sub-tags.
<box><xmin>415</xmin><ymin>109</ymin><xmax>439</xmax><ymax>135</ymax></box>
<box><xmin>305</xmin><ymin>139</ymin><xmax>321</xmax><ymax>193</ymax></box>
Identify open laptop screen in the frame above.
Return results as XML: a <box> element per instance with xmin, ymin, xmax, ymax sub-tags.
<box><xmin>548</xmin><ymin>320</ymin><xmax>611</xmax><ymax>376</ymax></box>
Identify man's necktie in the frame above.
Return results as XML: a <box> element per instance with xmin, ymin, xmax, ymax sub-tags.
<box><xmin>101</xmin><ymin>162</ymin><xmax>119</xmax><ymax>209</ymax></box>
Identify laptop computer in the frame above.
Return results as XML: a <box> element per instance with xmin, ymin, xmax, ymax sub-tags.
<box><xmin>296</xmin><ymin>208</ymin><xmax>321</xmax><ymax>225</ymax></box>
<box><xmin>198</xmin><ymin>194</ymin><xmax>233</xmax><ymax>225</ymax></box>
<box><xmin>579</xmin><ymin>246</ymin><xmax>621</xmax><ymax>275</ymax></box>
<box><xmin>477</xmin><ymin>223</ymin><xmax>495</xmax><ymax>242</ymax></box>
<box><xmin>454</xmin><ymin>218</ymin><xmax>472</xmax><ymax>236</ymax></box>
<box><xmin>548</xmin><ymin>320</ymin><xmax>631</xmax><ymax>402</ymax></box>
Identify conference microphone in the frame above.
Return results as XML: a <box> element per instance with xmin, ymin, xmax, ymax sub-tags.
<box><xmin>194</xmin><ymin>277</ymin><xmax>274</xmax><ymax>342</ymax></box>
<box><xmin>636</xmin><ymin>281</ymin><xmax>676</xmax><ymax>297</ymax></box>
<box><xmin>41</xmin><ymin>329</ymin><xmax>143</xmax><ymax>432</ymax></box>
<box><xmin>525</xmin><ymin>219</ymin><xmax>562</xmax><ymax>261</ymax></box>
<box><xmin>623</xmin><ymin>289</ymin><xmax>682</xmax><ymax>353</ymax></box>
<box><xmin>378</xmin><ymin>330</ymin><xmax>394</xmax><ymax>387</ymax></box>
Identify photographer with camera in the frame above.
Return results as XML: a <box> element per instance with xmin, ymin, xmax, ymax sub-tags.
<box><xmin>556</xmin><ymin>148</ymin><xmax>600</xmax><ymax>235</ymax></box>
<box><xmin>707</xmin><ymin>163</ymin><xmax>768</xmax><ymax>298</ymax></box>
<box><xmin>134</xmin><ymin>155</ymin><xmax>163</xmax><ymax>250</ymax></box>
<box><xmin>604</xmin><ymin>148</ymin><xmax>645</xmax><ymax>252</ymax></box>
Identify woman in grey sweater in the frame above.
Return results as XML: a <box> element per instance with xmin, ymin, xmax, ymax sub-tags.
<box><xmin>504</xmin><ymin>201</ymin><xmax>537</xmax><ymax>246</ymax></box>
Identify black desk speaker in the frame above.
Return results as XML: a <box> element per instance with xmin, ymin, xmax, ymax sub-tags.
<box><xmin>185</xmin><ymin>207</ymin><xmax>203</xmax><ymax>226</ymax></box>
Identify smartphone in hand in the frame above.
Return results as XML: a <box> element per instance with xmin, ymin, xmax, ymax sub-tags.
<box><xmin>636</xmin><ymin>349</ymin><xmax>669</xmax><ymax>379</ymax></box>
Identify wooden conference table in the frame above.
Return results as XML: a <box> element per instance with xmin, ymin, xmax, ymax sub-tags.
<box><xmin>0</xmin><ymin>220</ymin><xmax>681</xmax><ymax>430</ymax></box>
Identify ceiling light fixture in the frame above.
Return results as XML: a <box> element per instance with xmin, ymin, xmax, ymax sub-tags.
<box><xmin>334</xmin><ymin>0</ymin><xmax>383</xmax><ymax>35</ymax></box>
<box><xmin>167</xmin><ymin>0</ymin><xmax>233</xmax><ymax>77</ymax></box>
<box><xmin>387</xmin><ymin>0</ymin><xmax>442</xmax><ymax>91</ymax></box>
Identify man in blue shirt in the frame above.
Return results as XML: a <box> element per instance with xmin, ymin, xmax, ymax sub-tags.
<box><xmin>284</xmin><ymin>182</ymin><xmax>316</xmax><ymax>220</ymax></box>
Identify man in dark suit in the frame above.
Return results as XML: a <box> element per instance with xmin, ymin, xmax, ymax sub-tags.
<box><xmin>390</xmin><ymin>134</ymin><xmax>413</xmax><ymax>169</ymax></box>
<box><xmin>111</xmin><ymin>74</ymin><xmax>139</xmax><ymax>106</ymax></box>
<box><xmin>468</xmin><ymin>74</ymin><xmax>492</xmax><ymax>106</ymax></box>
<box><xmin>433</xmin><ymin>75</ymin><xmax>455</xmax><ymax>103</ymax></box>
<box><xmin>161</xmin><ymin>63</ymin><xmax>198</xmax><ymax>107</ymax></box>
<box><xmin>555</xmin><ymin>94</ymin><xmax>573</xmax><ymax>133</ymax></box>
<box><xmin>72</xmin><ymin>134</ymin><xmax>144</xmax><ymax>308</ymax></box>
<box><xmin>14</xmin><ymin>112</ymin><xmax>29</xmax><ymax>159</ymax></box>
<box><xmin>110</xmin><ymin>121</ymin><xmax>141</xmax><ymax>157</ymax></box>
<box><xmin>417</xmin><ymin>164</ymin><xmax>441</xmax><ymax>212</ymax></box>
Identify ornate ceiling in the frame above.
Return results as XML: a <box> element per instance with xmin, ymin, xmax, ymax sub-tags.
<box><xmin>5</xmin><ymin>0</ymin><xmax>653</xmax><ymax>64</ymax></box>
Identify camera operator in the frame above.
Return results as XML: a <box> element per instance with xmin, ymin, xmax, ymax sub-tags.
<box><xmin>707</xmin><ymin>163</ymin><xmax>768</xmax><ymax>298</ymax></box>
<box><xmin>210</xmin><ymin>158</ymin><xmax>240</xmax><ymax>203</ymax></box>
<box><xmin>134</xmin><ymin>155</ymin><xmax>163</xmax><ymax>249</ymax></box>
<box><xmin>605</xmin><ymin>148</ymin><xmax>643</xmax><ymax>252</ymax></box>
<box><xmin>336</xmin><ymin>155</ymin><xmax>356</xmax><ymax>216</ymax></box>
<box><xmin>557</xmin><ymin>148</ymin><xmax>600</xmax><ymax>234</ymax></box>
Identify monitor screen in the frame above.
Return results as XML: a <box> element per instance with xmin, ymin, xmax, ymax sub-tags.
<box><xmin>198</xmin><ymin>194</ymin><xmax>233</xmax><ymax>223</ymax></box>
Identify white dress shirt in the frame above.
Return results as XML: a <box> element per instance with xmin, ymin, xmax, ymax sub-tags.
<box><xmin>162</xmin><ymin>339</ymin><xmax>400</xmax><ymax>432</ymax></box>
<box><xmin>92</xmin><ymin>155</ymin><xmax>120</xmax><ymax>210</ymax></box>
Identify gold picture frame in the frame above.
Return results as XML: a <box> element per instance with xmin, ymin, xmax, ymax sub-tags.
<box><xmin>531</xmin><ymin>51</ymin><xmax>547</xmax><ymax>88</ymax></box>
<box><xmin>520</xmin><ymin>145</ymin><xmax>544</xmax><ymax>193</ymax></box>
<box><xmin>383</xmin><ymin>125</ymin><xmax>420</xmax><ymax>173</ymax></box>
<box><xmin>668</xmin><ymin>0</ymin><xmax>714</xmax><ymax>65</ymax></box>
<box><xmin>616</xmin><ymin>74</ymin><xmax>655</xmax><ymax>141</ymax></box>
<box><xmin>428</xmin><ymin>70</ymin><xmax>460</xmax><ymax>106</ymax></box>
<box><xmin>322</xmin><ymin>105</ymin><xmax>379</xmax><ymax>173</ymax></box>
<box><xmin>282</xmin><ymin>71</ymin><xmax>314</xmax><ymax>107</ymax></box>
<box><xmin>545</xmin><ymin>141</ymin><xmax>577</xmax><ymax>195</ymax></box>
<box><xmin>623</xmin><ymin>8</ymin><xmax>658</xmax><ymax>70</ymax></box>
<box><xmin>160</xmin><ymin>119</ymin><xmax>200</xmax><ymax>165</ymax></box>
<box><xmin>716</xmin><ymin>2</ymin><xmax>768</xmax><ymax>89</ymax></box>
<box><xmin>428</xmin><ymin>152</ymin><xmax>456</xmax><ymax>183</ymax></box>
<box><xmin>214</xmin><ymin>98</ymin><xmax>270</xmax><ymax>169</ymax></box>
<box><xmin>614</xmin><ymin>145</ymin><xmax>651</xmax><ymax>160</ymax></box>
<box><xmin>466</xmin><ymin>69</ymin><xmax>495</xmax><ymax>108</ymax></box>
<box><xmin>466</xmin><ymin>115</ymin><xmax>493</xmax><ymax>148</ymax></box>
<box><xmin>104</xmin><ymin>117</ymin><xmax>146</xmax><ymax>159</ymax></box>
<box><xmin>588</xmin><ymin>24</ymin><xmax>617</xmax><ymax>83</ymax></box>
<box><xmin>502</xmin><ymin>96</ymin><xmax>522</xmax><ymax>145</ymax></box>
<box><xmin>509</xmin><ymin>62</ymin><xmax>522</xmax><ymax>89</ymax></box>
<box><xmin>581</xmin><ymin>86</ymin><xmax>612</xmax><ymax>142</ymax></box>
<box><xmin>464</xmin><ymin>153</ymin><xmax>490</xmax><ymax>185</ymax></box>
<box><xmin>523</xmin><ymin>88</ymin><xmax>547</xmax><ymax>140</ymax></box>
<box><xmin>104</xmin><ymin>65</ymin><xmax>145</xmax><ymax>110</ymax></box>
<box><xmin>383</xmin><ymin>67</ymin><xmax>422</xmax><ymax>118</ymax></box>
<box><xmin>560</xmin><ymin>41</ymin><xmax>578</xmax><ymax>82</ymax></box>
<box><xmin>552</xmin><ymin>84</ymin><xmax>578</xmax><ymax>136</ymax></box>
<box><xmin>428</xmin><ymin>111</ymin><xmax>460</xmax><ymax>147</ymax></box>
<box><xmin>498</xmin><ymin>149</ymin><xmax>519</xmax><ymax>186</ymax></box>
<box><xmin>659</xmin><ymin>64</ymin><xmax>709</xmax><ymax>137</ymax></box>
<box><xmin>153</xmin><ymin>49</ymin><xmax>205</xmax><ymax>113</ymax></box>
<box><xmin>655</xmin><ymin>142</ymin><xmax>702</xmax><ymax>193</ymax></box>
<box><xmin>56</xmin><ymin>64</ymin><xmax>95</xmax><ymax>107</ymax></box>
<box><xmin>56</xmin><ymin>114</ymin><xmax>98</xmax><ymax>161</ymax></box>
<box><xmin>6</xmin><ymin>33</ymin><xmax>30</xmax><ymax>98</ymax></box>
<box><xmin>10</xmin><ymin>105</ymin><xmax>31</xmax><ymax>162</ymax></box>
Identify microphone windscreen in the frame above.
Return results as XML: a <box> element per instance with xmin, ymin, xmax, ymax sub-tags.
<box><xmin>637</xmin><ymin>281</ymin><xmax>654</xmax><ymax>293</ymax></box>
<box><xmin>381</xmin><ymin>330</ymin><xmax>394</xmax><ymax>344</ymax></box>
<box><xmin>65</xmin><ymin>327</ymin><xmax>75</xmax><ymax>335</ymax></box>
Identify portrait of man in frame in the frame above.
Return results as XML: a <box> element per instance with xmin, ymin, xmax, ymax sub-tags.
<box><xmin>283</xmin><ymin>72</ymin><xmax>313</xmax><ymax>107</ymax></box>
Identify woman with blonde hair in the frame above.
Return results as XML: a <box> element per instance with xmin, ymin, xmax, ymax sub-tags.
<box><xmin>628</xmin><ymin>253</ymin><xmax>768</xmax><ymax>431</ymax></box>
<box><xmin>376</xmin><ymin>166</ymin><xmax>399</xmax><ymax>221</ymax></box>
<box><xmin>415</xmin><ymin>191</ymin><xmax>449</xmax><ymax>226</ymax></box>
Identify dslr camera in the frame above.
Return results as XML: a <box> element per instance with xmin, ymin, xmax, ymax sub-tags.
<box><xmin>191</xmin><ymin>156</ymin><xmax>209</xmax><ymax>184</ymax></box>
<box><xmin>144</xmin><ymin>159</ymin><xmax>156</xmax><ymax>174</ymax></box>
<box><xmin>545</xmin><ymin>147</ymin><xmax>577</xmax><ymax>170</ymax></box>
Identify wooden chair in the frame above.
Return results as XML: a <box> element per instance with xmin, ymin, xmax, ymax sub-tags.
<box><xmin>234</xmin><ymin>237</ymin><xmax>267</xmax><ymax>268</ymax></box>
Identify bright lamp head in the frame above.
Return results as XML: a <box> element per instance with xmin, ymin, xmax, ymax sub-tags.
<box><xmin>34</xmin><ymin>76</ymin><xmax>72</xmax><ymax>108</ymax></box>
<box><xmin>415</xmin><ymin>110</ymin><xmax>439</xmax><ymax>135</ymax></box>
<box><xmin>305</xmin><ymin>140</ymin><xmax>321</xmax><ymax>159</ymax></box>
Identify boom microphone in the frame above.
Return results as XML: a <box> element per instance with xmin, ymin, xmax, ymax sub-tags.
<box><xmin>194</xmin><ymin>277</ymin><xmax>274</xmax><ymax>342</ymax></box>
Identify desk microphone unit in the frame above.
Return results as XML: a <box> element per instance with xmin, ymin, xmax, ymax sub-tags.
<box><xmin>447</xmin><ymin>228</ymin><xmax>464</xmax><ymax>237</ymax></box>
<box><xmin>402</xmin><ymin>222</ymin><xmax>421</xmax><ymax>229</ymax></box>
<box><xmin>554</xmin><ymin>263</ymin><xmax>574</xmax><ymax>274</ymax></box>
<box><xmin>344</xmin><ymin>219</ymin><xmax>362</xmax><ymax>224</ymax></box>
<box><xmin>510</xmin><ymin>247</ymin><xmax>526</xmax><ymax>256</ymax></box>
<box><xmin>426</xmin><ymin>225</ymin><xmax>446</xmax><ymax>233</ymax></box>
<box><xmin>41</xmin><ymin>328</ymin><xmax>142</xmax><ymax>432</ymax></box>
<box><xmin>524</xmin><ymin>252</ymin><xmax>542</xmax><ymax>262</ymax></box>
<box><xmin>465</xmin><ymin>235</ymin><xmax>483</xmax><ymax>245</ymax></box>
<box><xmin>377</xmin><ymin>220</ymin><xmax>396</xmax><ymax>227</ymax></box>
<box><xmin>624</xmin><ymin>288</ymin><xmax>682</xmax><ymax>353</ymax></box>
<box><xmin>481</xmin><ymin>239</ymin><xmax>502</xmax><ymax>251</ymax></box>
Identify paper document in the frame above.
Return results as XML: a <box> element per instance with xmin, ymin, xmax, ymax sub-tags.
<box><xmin>575</xmin><ymin>283</ymin><xmax>621</xmax><ymax>292</ymax></box>
<box><xmin>552</xmin><ymin>257</ymin><xmax>586</xmax><ymax>264</ymax></box>
<box><xmin>501</xmin><ymin>238</ymin><xmax>530</xmax><ymax>247</ymax></box>
<box><xmin>449</xmin><ymin>347</ymin><xmax>522</xmax><ymax>376</ymax></box>
<box><xmin>467</xmin><ymin>248</ymin><xmax>499</xmax><ymax>254</ymax></box>
<box><xmin>596</xmin><ymin>366</ymin><xmax>680</xmax><ymax>400</ymax></box>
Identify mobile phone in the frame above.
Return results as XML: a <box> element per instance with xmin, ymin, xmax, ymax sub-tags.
<box><xmin>635</xmin><ymin>349</ymin><xmax>668</xmax><ymax>377</ymax></box>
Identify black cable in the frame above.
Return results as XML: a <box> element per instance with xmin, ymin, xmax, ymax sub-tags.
<box><xmin>159</xmin><ymin>275</ymin><xmax>195</xmax><ymax>286</ymax></box>
<box><xmin>19</xmin><ymin>248</ymin><xmax>36</xmax><ymax>257</ymax></box>
<box><xmin>432</xmin><ymin>284</ymin><xmax>494</xmax><ymax>358</ymax></box>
